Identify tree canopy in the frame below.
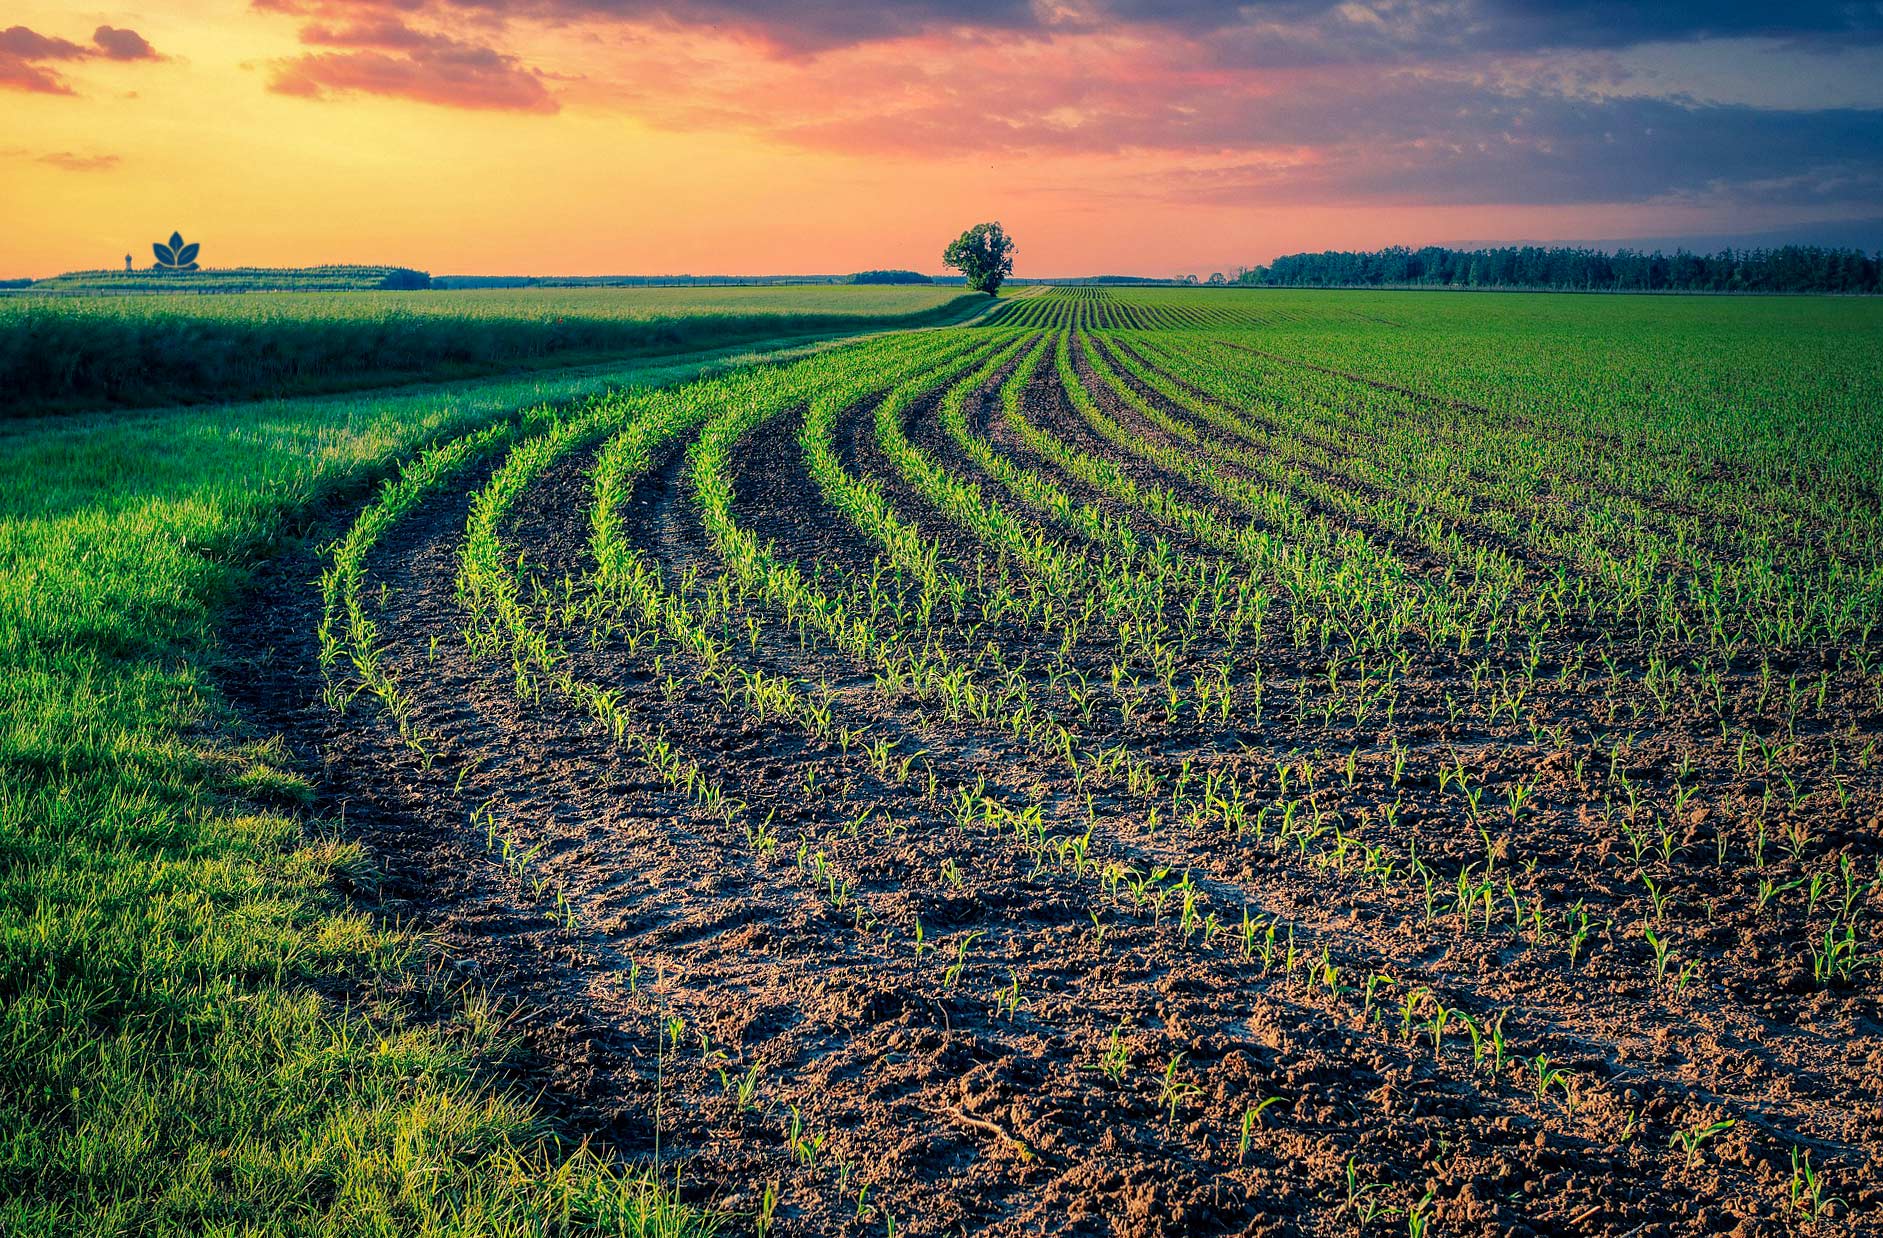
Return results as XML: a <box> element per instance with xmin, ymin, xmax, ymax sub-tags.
<box><xmin>849</xmin><ymin>269</ymin><xmax>933</xmax><ymax>285</ymax></box>
<box><xmin>1233</xmin><ymin>244</ymin><xmax>1882</xmax><ymax>293</ymax></box>
<box><xmin>942</xmin><ymin>222</ymin><xmax>1016</xmax><ymax>294</ymax></box>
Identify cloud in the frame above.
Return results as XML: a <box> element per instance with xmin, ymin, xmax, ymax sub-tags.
<box><xmin>91</xmin><ymin>26</ymin><xmax>161</xmax><ymax>61</ymax></box>
<box><xmin>249</xmin><ymin>1</ymin><xmax>1883</xmax><ymax>57</ymax></box>
<box><xmin>556</xmin><ymin>23</ymin><xmax>1883</xmax><ymax>210</ymax></box>
<box><xmin>257</xmin><ymin>7</ymin><xmax>562</xmax><ymax>111</ymax></box>
<box><xmin>0</xmin><ymin>57</ymin><xmax>73</xmax><ymax>93</ymax></box>
<box><xmin>37</xmin><ymin>151</ymin><xmax>122</xmax><ymax>171</ymax></box>
<box><xmin>255</xmin><ymin>0</ymin><xmax>1047</xmax><ymax>54</ymax></box>
<box><xmin>270</xmin><ymin>26</ymin><xmax>559</xmax><ymax>111</ymax></box>
<box><xmin>0</xmin><ymin>23</ymin><xmax>163</xmax><ymax>94</ymax></box>
<box><xmin>1150</xmin><ymin>84</ymin><xmax>1883</xmax><ymax>207</ymax></box>
<box><xmin>235</xmin><ymin>0</ymin><xmax>1882</xmax><ymax>212</ymax></box>
<box><xmin>298</xmin><ymin>17</ymin><xmax>443</xmax><ymax>49</ymax></box>
<box><xmin>1166</xmin><ymin>2</ymin><xmax>1883</xmax><ymax>69</ymax></box>
<box><xmin>0</xmin><ymin>27</ymin><xmax>91</xmax><ymax>59</ymax></box>
<box><xmin>1469</xmin><ymin>2</ymin><xmax>1883</xmax><ymax>51</ymax></box>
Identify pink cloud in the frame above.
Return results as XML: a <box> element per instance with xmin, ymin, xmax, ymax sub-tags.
<box><xmin>562</xmin><ymin>25</ymin><xmax>1274</xmax><ymax>157</ymax></box>
<box><xmin>0</xmin><ymin>26</ymin><xmax>89</xmax><ymax>59</ymax></box>
<box><xmin>0</xmin><ymin>23</ymin><xmax>162</xmax><ymax>94</ymax></box>
<box><xmin>259</xmin><ymin>2</ymin><xmax>560</xmax><ymax>112</ymax></box>
<box><xmin>270</xmin><ymin>40</ymin><xmax>558</xmax><ymax>112</ymax></box>
<box><xmin>236</xmin><ymin>1</ymin><xmax>1881</xmax><ymax>214</ymax></box>
<box><xmin>38</xmin><ymin>151</ymin><xmax>122</xmax><ymax>171</ymax></box>
<box><xmin>298</xmin><ymin>18</ymin><xmax>439</xmax><ymax>50</ymax></box>
<box><xmin>0</xmin><ymin>56</ymin><xmax>73</xmax><ymax>93</ymax></box>
<box><xmin>92</xmin><ymin>26</ymin><xmax>160</xmax><ymax>61</ymax></box>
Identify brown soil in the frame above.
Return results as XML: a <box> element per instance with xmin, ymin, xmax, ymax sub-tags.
<box><xmin>223</xmin><ymin>342</ymin><xmax>1883</xmax><ymax>1238</ymax></box>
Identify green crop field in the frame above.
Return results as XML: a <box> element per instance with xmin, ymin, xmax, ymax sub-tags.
<box><xmin>4</xmin><ymin>287</ymin><xmax>1881</xmax><ymax>1236</ymax></box>
<box><xmin>26</xmin><ymin>283</ymin><xmax>977</xmax><ymax>323</ymax></box>
<box><xmin>0</xmin><ymin>285</ymin><xmax>987</xmax><ymax>413</ymax></box>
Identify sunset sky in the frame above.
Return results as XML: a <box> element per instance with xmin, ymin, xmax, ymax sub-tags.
<box><xmin>4</xmin><ymin>1</ymin><xmax>1881</xmax><ymax>278</ymax></box>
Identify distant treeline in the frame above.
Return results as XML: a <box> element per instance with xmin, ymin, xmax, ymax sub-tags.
<box><xmin>848</xmin><ymin>270</ymin><xmax>933</xmax><ymax>285</ymax></box>
<box><xmin>1236</xmin><ymin>245</ymin><xmax>1883</xmax><ymax>293</ymax></box>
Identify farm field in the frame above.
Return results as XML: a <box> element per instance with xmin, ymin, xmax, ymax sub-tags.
<box><xmin>0</xmin><ymin>332</ymin><xmax>904</xmax><ymax>1236</ymax></box>
<box><xmin>6</xmin><ymin>286</ymin><xmax>1882</xmax><ymax>1236</ymax></box>
<box><xmin>0</xmin><ymin>284</ymin><xmax>988</xmax><ymax>413</ymax></box>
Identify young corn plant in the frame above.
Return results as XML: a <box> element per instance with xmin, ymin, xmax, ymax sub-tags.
<box><xmin>1669</xmin><ymin>1117</ymin><xmax>1736</xmax><ymax>1171</ymax></box>
<box><xmin>1156</xmin><ymin>1053</ymin><xmax>1203</xmax><ymax>1126</ymax></box>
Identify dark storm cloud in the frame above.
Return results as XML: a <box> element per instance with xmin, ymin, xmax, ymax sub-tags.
<box><xmin>563</xmin><ymin>0</ymin><xmax>1041</xmax><ymax>49</ymax></box>
<box><xmin>1468</xmin><ymin>1</ymin><xmax>1883</xmax><ymax>49</ymax></box>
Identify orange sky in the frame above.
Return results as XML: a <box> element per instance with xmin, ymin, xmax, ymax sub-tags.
<box><xmin>4</xmin><ymin>1</ymin><xmax>1879</xmax><ymax>278</ymax></box>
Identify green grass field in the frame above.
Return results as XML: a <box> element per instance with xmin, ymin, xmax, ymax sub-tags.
<box><xmin>4</xmin><ymin>286</ymin><xmax>1881</xmax><ymax>1235</ymax></box>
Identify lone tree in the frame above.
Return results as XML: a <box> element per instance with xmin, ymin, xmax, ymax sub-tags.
<box><xmin>942</xmin><ymin>222</ymin><xmax>1015</xmax><ymax>294</ymax></box>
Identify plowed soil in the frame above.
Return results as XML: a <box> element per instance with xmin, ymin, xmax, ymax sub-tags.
<box><xmin>225</xmin><ymin>334</ymin><xmax>1883</xmax><ymax>1238</ymax></box>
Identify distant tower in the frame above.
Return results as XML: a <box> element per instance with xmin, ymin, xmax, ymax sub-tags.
<box><xmin>124</xmin><ymin>253</ymin><xmax>133</xmax><ymax>272</ymax></box>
